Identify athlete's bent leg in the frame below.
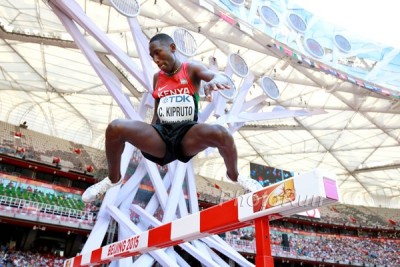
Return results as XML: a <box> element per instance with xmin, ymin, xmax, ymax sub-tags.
<box><xmin>82</xmin><ymin>119</ymin><xmax>166</xmax><ymax>202</ymax></box>
<box><xmin>105</xmin><ymin>119</ymin><xmax>166</xmax><ymax>183</ymax></box>
<box><xmin>181</xmin><ymin>123</ymin><xmax>239</xmax><ymax>179</ymax></box>
<box><xmin>181</xmin><ymin>124</ymin><xmax>262</xmax><ymax>192</ymax></box>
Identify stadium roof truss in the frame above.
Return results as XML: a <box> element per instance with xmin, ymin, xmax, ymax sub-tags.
<box><xmin>0</xmin><ymin>0</ymin><xmax>399</xmax><ymax>208</ymax></box>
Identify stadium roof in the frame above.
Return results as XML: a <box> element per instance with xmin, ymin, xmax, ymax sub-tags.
<box><xmin>0</xmin><ymin>0</ymin><xmax>399</xmax><ymax>208</ymax></box>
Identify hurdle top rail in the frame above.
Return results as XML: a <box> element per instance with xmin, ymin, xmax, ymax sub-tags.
<box><xmin>64</xmin><ymin>169</ymin><xmax>339</xmax><ymax>267</ymax></box>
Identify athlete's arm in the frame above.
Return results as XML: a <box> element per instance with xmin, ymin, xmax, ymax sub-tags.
<box><xmin>151</xmin><ymin>73</ymin><xmax>160</xmax><ymax>125</ymax></box>
<box><xmin>188</xmin><ymin>61</ymin><xmax>230</xmax><ymax>101</ymax></box>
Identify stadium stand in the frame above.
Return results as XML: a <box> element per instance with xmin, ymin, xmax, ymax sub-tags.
<box><xmin>0</xmin><ymin>249</ymin><xmax>65</xmax><ymax>267</ymax></box>
<box><xmin>226</xmin><ymin>228</ymin><xmax>400</xmax><ymax>266</ymax></box>
<box><xmin>0</xmin><ymin>121</ymin><xmax>399</xmax><ymax>266</ymax></box>
<box><xmin>0</xmin><ymin>121</ymin><xmax>107</xmax><ymax>176</ymax></box>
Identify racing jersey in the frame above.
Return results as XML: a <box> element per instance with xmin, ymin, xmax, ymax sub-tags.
<box><xmin>153</xmin><ymin>62</ymin><xmax>199</xmax><ymax>123</ymax></box>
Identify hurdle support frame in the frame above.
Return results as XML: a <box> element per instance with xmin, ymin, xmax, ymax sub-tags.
<box><xmin>254</xmin><ymin>217</ymin><xmax>274</xmax><ymax>266</ymax></box>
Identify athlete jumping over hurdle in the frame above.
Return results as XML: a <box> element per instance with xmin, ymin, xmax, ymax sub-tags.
<box><xmin>82</xmin><ymin>33</ymin><xmax>262</xmax><ymax>202</ymax></box>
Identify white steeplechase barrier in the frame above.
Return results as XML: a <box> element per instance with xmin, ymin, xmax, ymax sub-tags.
<box><xmin>64</xmin><ymin>169</ymin><xmax>339</xmax><ymax>266</ymax></box>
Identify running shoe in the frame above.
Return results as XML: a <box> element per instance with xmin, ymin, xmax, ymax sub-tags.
<box><xmin>82</xmin><ymin>177</ymin><xmax>121</xmax><ymax>202</ymax></box>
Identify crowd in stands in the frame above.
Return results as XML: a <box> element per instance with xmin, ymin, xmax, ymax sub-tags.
<box><xmin>0</xmin><ymin>249</ymin><xmax>65</xmax><ymax>267</ymax></box>
<box><xmin>226</xmin><ymin>227</ymin><xmax>400</xmax><ymax>266</ymax></box>
<box><xmin>288</xmin><ymin>235</ymin><xmax>399</xmax><ymax>266</ymax></box>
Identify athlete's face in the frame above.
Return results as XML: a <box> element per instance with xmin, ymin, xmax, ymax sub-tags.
<box><xmin>149</xmin><ymin>40</ymin><xmax>175</xmax><ymax>72</ymax></box>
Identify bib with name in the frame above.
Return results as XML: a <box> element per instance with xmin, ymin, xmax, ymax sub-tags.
<box><xmin>157</xmin><ymin>94</ymin><xmax>195</xmax><ymax>123</ymax></box>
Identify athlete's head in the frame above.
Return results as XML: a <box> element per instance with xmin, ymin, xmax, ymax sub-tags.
<box><xmin>149</xmin><ymin>33</ymin><xmax>174</xmax><ymax>46</ymax></box>
<box><xmin>149</xmin><ymin>33</ymin><xmax>179</xmax><ymax>73</ymax></box>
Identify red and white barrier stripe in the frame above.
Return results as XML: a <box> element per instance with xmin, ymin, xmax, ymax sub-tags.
<box><xmin>64</xmin><ymin>169</ymin><xmax>339</xmax><ymax>267</ymax></box>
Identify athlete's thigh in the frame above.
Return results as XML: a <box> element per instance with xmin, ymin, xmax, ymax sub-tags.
<box><xmin>117</xmin><ymin>120</ymin><xmax>166</xmax><ymax>158</ymax></box>
<box><xmin>180</xmin><ymin>123</ymin><xmax>226</xmax><ymax>156</ymax></box>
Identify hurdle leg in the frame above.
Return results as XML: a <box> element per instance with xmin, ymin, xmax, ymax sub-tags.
<box><xmin>254</xmin><ymin>217</ymin><xmax>274</xmax><ymax>267</ymax></box>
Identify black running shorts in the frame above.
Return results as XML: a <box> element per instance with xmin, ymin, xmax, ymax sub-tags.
<box><xmin>141</xmin><ymin>121</ymin><xmax>197</xmax><ymax>166</ymax></box>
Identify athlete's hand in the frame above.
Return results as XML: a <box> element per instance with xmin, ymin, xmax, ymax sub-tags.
<box><xmin>203</xmin><ymin>81</ymin><xmax>230</xmax><ymax>102</ymax></box>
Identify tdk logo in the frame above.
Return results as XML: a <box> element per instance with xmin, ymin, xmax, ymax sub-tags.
<box><xmin>162</xmin><ymin>95</ymin><xmax>191</xmax><ymax>103</ymax></box>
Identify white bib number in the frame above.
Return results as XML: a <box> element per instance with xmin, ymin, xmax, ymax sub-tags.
<box><xmin>158</xmin><ymin>94</ymin><xmax>195</xmax><ymax>123</ymax></box>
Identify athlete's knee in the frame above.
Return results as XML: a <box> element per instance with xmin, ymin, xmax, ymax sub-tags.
<box><xmin>106</xmin><ymin>119</ymin><xmax>127</xmax><ymax>139</ymax></box>
<box><xmin>210</xmin><ymin>124</ymin><xmax>234</xmax><ymax>146</ymax></box>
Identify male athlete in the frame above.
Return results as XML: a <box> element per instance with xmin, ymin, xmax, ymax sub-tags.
<box><xmin>82</xmin><ymin>33</ymin><xmax>262</xmax><ymax>202</ymax></box>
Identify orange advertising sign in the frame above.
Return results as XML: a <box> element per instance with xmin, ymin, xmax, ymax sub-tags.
<box><xmin>252</xmin><ymin>179</ymin><xmax>296</xmax><ymax>213</ymax></box>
